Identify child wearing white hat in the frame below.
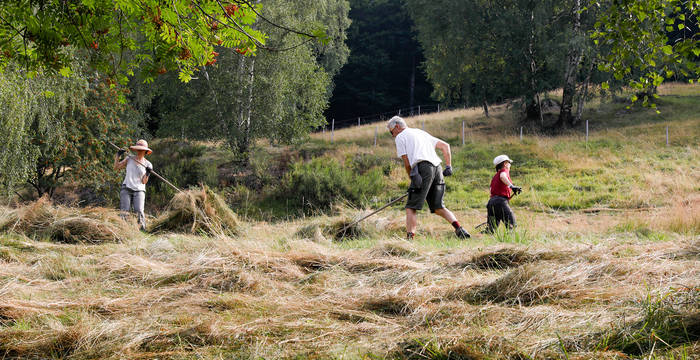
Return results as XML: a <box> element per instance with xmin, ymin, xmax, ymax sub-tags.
<box><xmin>486</xmin><ymin>154</ymin><xmax>521</xmax><ymax>233</ymax></box>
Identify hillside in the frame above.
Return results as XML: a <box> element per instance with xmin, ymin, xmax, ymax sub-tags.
<box><xmin>1</xmin><ymin>83</ymin><xmax>699</xmax><ymax>359</ymax></box>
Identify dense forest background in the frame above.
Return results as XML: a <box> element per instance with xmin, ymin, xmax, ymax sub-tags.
<box><xmin>325</xmin><ymin>0</ymin><xmax>434</xmax><ymax>123</ymax></box>
<box><xmin>0</xmin><ymin>0</ymin><xmax>697</xmax><ymax>201</ymax></box>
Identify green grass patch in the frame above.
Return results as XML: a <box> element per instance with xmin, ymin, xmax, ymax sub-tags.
<box><xmin>586</xmin><ymin>288</ymin><xmax>700</xmax><ymax>356</ymax></box>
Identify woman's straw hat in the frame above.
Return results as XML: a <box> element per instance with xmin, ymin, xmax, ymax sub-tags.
<box><xmin>129</xmin><ymin>139</ymin><xmax>152</xmax><ymax>155</ymax></box>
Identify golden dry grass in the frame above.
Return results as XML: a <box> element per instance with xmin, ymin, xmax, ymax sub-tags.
<box><xmin>147</xmin><ymin>186</ymin><xmax>239</xmax><ymax>235</ymax></box>
<box><xmin>0</xmin><ymin>196</ymin><xmax>135</xmax><ymax>244</ymax></box>
<box><xmin>1</xmin><ymin>83</ymin><xmax>698</xmax><ymax>359</ymax></box>
<box><xmin>1</xmin><ymin>206</ymin><xmax>698</xmax><ymax>359</ymax></box>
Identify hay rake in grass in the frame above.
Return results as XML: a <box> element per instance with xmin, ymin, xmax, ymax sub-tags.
<box><xmin>474</xmin><ymin>221</ymin><xmax>489</xmax><ymax>233</ymax></box>
<box><xmin>336</xmin><ymin>193</ymin><xmax>408</xmax><ymax>239</ymax></box>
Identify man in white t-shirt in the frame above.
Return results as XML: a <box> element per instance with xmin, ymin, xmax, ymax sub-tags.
<box><xmin>387</xmin><ymin>116</ymin><xmax>470</xmax><ymax>240</ymax></box>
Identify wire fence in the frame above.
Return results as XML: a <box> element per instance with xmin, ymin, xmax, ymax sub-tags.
<box><xmin>320</xmin><ymin>102</ymin><xmax>480</xmax><ymax>145</ymax></box>
<box><xmin>320</xmin><ymin>105</ymin><xmax>677</xmax><ymax>148</ymax></box>
<box><xmin>320</xmin><ymin>103</ymin><xmax>446</xmax><ymax>133</ymax></box>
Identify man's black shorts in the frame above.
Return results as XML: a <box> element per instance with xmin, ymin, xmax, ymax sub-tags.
<box><xmin>406</xmin><ymin>161</ymin><xmax>445</xmax><ymax>213</ymax></box>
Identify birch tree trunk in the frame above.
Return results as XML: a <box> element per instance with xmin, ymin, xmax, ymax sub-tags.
<box><xmin>558</xmin><ymin>0</ymin><xmax>582</xmax><ymax>128</ymax></box>
<box><xmin>575</xmin><ymin>57</ymin><xmax>594</xmax><ymax>124</ymax></box>
<box><xmin>233</xmin><ymin>56</ymin><xmax>246</xmax><ymax>153</ymax></box>
<box><xmin>527</xmin><ymin>4</ymin><xmax>543</xmax><ymax>125</ymax></box>
<box><xmin>240</xmin><ymin>57</ymin><xmax>255</xmax><ymax>165</ymax></box>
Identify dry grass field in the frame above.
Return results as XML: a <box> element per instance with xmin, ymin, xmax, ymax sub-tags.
<box><xmin>1</xmin><ymin>83</ymin><xmax>699</xmax><ymax>359</ymax></box>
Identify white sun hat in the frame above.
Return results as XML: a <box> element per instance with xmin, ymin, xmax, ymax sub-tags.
<box><xmin>492</xmin><ymin>154</ymin><xmax>512</xmax><ymax>166</ymax></box>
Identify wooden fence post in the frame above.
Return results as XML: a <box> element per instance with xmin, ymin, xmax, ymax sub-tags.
<box><xmin>331</xmin><ymin>118</ymin><xmax>335</xmax><ymax>144</ymax></box>
<box><xmin>374</xmin><ymin>126</ymin><xmax>378</xmax><ymax>147</ymax></box>
<box><xmin>462</xmin><ymin>120</ymin><xmax>465</xmax><ymax>146</ymax></box>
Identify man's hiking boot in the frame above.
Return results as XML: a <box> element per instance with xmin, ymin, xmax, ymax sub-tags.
<box><xmin>455</xmin><ymin>227</ymin><xmax>471</xmax><ymax>239</ymax></box>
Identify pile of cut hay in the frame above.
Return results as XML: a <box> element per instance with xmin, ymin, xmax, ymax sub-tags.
<box><xmin>294</xmin><ymin>215</ymin><xmax>375</xmax><ymax>242</ymax></box>
<box><xmin>0</xmin><ymin>197</ymin><xmax>134</xmax><ymax>244</ymax></box>
<box><xmin>147</xmin><ymin>186</ymin><xmax>239</xmax><ymax>235</ymax></box>
<box><xmin>324</xmin><ymin>206</ymin><xmax>402</xmax><ymax>241</ymax></box>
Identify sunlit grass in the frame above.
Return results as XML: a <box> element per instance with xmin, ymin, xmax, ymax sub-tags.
<box><xmin>0</xmin><ymin>83</ymin><xmax>698</xmax><ymax>359</ymax></box>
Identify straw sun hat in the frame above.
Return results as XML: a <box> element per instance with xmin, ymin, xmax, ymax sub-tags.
<box><xmin>129</xmin><ymin>139</ymin><xmax>152</xmax><ymax>155</ymax></box>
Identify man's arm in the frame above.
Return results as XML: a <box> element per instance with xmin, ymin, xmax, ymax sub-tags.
<box><xmin>401</xmin><ymin>155</ymin><xmax>411</xmax><ymax>177</ymax></box>
<box><xmin>435</xmin><ymin>140</ymin><xmax>451</xmax><ymax>166</ymax></box>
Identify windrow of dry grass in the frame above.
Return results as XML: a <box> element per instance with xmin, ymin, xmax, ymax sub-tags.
<box><xmin>1</xmin><ymin>218</ymin><xmax>698</xmax><ymax>359</ymax></box>
<box><xmin>0</xmin><ymin>196</ymin><xmax>135</xmax><ymax>244</ymax></box>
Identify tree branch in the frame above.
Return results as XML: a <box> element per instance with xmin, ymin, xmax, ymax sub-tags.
<box><xmin>235</xmin><ymin>0</ymin><xmax>318</xmax><ymax>38</ymax></box>
<box><xmin>191</xmin><ymin>0</ymin><xmax>266</xmax><ymax>49</ymax></box>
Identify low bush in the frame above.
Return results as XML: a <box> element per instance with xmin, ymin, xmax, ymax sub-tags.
<box><xmin>146</xmin><ymin>139</ymin><xmax>228</xmax><ymax>209</ymax></box>
<box><xmin>347</xmin><ymin>153</ymin><xmax>394</xmax><ymax>176</ymax></box>
<box><xmin>276</xmin><ymin>157</ymin><xmax>385</xmax><ymax>214</ymax></box>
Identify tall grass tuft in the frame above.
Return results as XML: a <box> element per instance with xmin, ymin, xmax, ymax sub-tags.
<box><xmin>658</xmin><ymin>199</ymin><xmax>700</xmax><ymax>234</ymax></box>
<box><xmin>592</xmin><ymin>288</ymin><xmax>700</xmax><ymax>356</ymax></box>
<box><xmin>487</xmin><ymin>226</ymin><xmax>533</xmax><ymax>244</ymax></box>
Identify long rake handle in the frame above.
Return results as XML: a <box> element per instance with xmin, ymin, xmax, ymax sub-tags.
<box><xmin>106</xmin><ymin>141</ymin><xmax>183</xmax><ymax>193</ymax></box>
<box><xmin>337</xmin><ymin>193</ymin><xmax>408</xmax><ymax>236</ymax></box>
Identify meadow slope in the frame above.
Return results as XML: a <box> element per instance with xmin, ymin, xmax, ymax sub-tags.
<box><xmin>1</xmin><ymin>83</ymin><xmax>699</xmax><ymax>359</ymax></box>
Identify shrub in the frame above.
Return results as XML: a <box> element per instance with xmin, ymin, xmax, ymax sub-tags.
<box><xmin>277</xmin><ymin>157</ymin><xmax>385</xmax><ymax>213</ymax></box>
<box><xmin>347</xmin><ymin>153</ymin><xmax>393</xmax><ymax>176</ymax></box>
<box><xmin>146</xmin><ymin>140</ymin><xmax>223</xmax><ymax>209</ymax></box>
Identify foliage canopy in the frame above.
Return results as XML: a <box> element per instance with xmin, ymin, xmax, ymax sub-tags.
<box><xmin>0</xmin><ymin>0</ymin><xmax>271</xmax><ymax>83</ymax></box>
<box><xmin>592</xmin><ymin>0</ymin><xmax>699</xmax><ymax>105</ymax></box>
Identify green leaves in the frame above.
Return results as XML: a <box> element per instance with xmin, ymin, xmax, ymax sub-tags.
<box><xmin>312</xmin><ymin>28</ymin><xmax>330</xmax><ymax>45</ymax></box>
<box><xmin>0</xmin><ymin>0</ymin><xmax>267</xmax><ymax>82</ymax></box>
<box><xmin>592</xmin><ymin>0</ymin><xmax>699</xmax><ymax>109</ymax></box>
<box><xmin>661</xmin><ymin>45</ymin><xmax>673</xmax><ymax>55</ymax></box>
<box><xmin>59</xmin><ymin>66</ymin><xmax>73</xmax><ymax>77</ymax></box>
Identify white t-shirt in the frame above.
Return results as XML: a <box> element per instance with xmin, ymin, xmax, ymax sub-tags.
<box><xmin>122</xmin><ymin>156</ymin><xmax>152</xmax><ymax>192</ymax></box>
<box><xmin>394</xmin><ymin>128</ymin><xmax>442</xmax><ymax>167</ymax></box>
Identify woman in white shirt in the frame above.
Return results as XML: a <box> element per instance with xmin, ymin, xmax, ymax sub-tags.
<box><xmin>114</xmin><ymin>139</ymin><xmax>153</xmax><ymax>230</ymax></box>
